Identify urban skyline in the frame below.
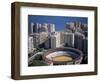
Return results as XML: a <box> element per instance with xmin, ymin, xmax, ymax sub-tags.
<box><xmin>28</xmin><ymin>15</ymin><xmax>88</xmax><ymax>34</ymax></box>
<box><xmin>28</xmin><ymin>22</ymin><xmax>87</xmax><ymax>52</ymax></box>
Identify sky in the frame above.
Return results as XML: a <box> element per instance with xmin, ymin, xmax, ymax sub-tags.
<box><xmin>28</xmin><ymin>15</ymin><xmax>88</xmax><ymax>32</ymax></box>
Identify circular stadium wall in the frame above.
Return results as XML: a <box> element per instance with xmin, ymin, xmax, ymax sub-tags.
<box><xmin>42</xmin><ymin>47</ymin><xmax>83</xmax><ymax>65</ymax></box>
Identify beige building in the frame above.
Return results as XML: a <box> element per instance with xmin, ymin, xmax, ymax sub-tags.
<box><xmin>33</xmin><ymin>32</ymin><xmax>49</xmax><ymax>48</ymax></box>
<box><xmin>51</xmin><ymin>32</ymin><xmax>61</xmax><ymax>48</ymax></box>
<box><xmin>39</xmin><ymin>32</ymin><xmax>49</xmax><ymax>44</ymax></box>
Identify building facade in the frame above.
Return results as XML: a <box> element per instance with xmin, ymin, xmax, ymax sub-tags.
<box><xmin>74</xmin><ymin>32</ymin><xmax>85</xmax><ymax>51</ymax></box>
<box><xmin>64</xmin><ymin>32</ymin><xmax>74</xmax><ymax>47</ymax></box>
<box><xmin>47</xmin><ymin>23</ymin><xmax>55</xmax><ymax>33</ymax></box>
<box><xmin>33</xmin><ymin>33</ymin><xmax>40</xmax><ymax>48</ymax></box>
<box><xmin>28</xmin><ymin>36</ymin><xmax>34</xmax><ymax>53</ymax></box>
<box><xmin>51</xmin><ymin>32</ymin><xmax>60</xmax><ymax>48</ymax></box>
<box><xmin>60</xmin><ymin>32</ymin><xmax>65</xmax><ymax>45</ymax></box>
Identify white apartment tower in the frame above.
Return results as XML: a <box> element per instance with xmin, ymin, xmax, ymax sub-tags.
<box><xmin>31</xmin><ymin>23</ymin><xmax>42</xmax><ymax>33</ymax></box>
<box><xmin>48</xmin><ymin>24</ymin><xmax>55</xmax><ymax>33</ymax></box>
<box><xmin>51</xmin><ymin>32</ymin><xmax>60</xmax><ymax>48</ymax></box>
<box><xmin>60</xmin><ymin>32</ymin><xmax>65</xmax><ymax>44</ymax></box>
<box><xmin>42</xmin><ymin>23</ymin><xmax>48</xmax><ymax>32</ymax></box>
<box><xmin>28</xmin><ymin>36</ymin><xmax>34</xmax><ymax>53</ymax></box>
<box><xmin>31</xmin><ymin>23</ymin><xmax>34</xmax><ymax>34</ymax></box>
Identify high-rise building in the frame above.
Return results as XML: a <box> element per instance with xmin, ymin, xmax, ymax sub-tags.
<box><xmin>60</xmin><ymin>32</ymin><xmax>65</xmax><ymax>45</ymax></box>
<box><xmin>30</xmin><ymin>22</ymin><xmax>55</xmax><ymax>33</ymax></box>
<box><xmin>42</xmin><ymin>23</ymin><xmax>48</xmax><ymax>32</ymax></box>
<box><xmin>31</xmin><ymin>23</ymin><xmax>42</xmax><ymax>33</ymax></box>
<box><xmin>74</xmin><ymin>32</ymin><xmax>85</xmax><ymax>51</ymax></box>
<box><xmin>51</xmin><ymin>32</ymin><xmax>60</xmax><ymax>48</ymax></box>
<box><xmin>33</xmin><ymin>33</ymin><xmax>40</xmax><ymax>48</ymax></box>
<box><xmin>64</xmin><ymin>32</ymin><xmax>74</xmax><ymax>47</ymax></box>
<box><xmin>37</xmin><ymin>24</ymin><xmax>42</xmax><ymax>33</ymax></box>
<box><xmin>81</xmin><ymin>24</ymin><xmax>88</xmax><ymax>32</ymax></box>
<box><xmin>45</xmin><ymin>37</ymin><xmax>51</xmax><ymax>49</ymax></box>
<box><xmin>32</xmin><ymin>32</ymin><xmax>49</xmax><ymax>48</ymax></box>
<box><xmin>66</xmin><ymin>22</ymin><xmax>75</xmax><ymax>33</ymax></box>
<box><xmin>48</xmin><ymin>23</ymin><xmax>55</xmax><ymax>33</ymax></box>
<box><xmin>28</xmin><ymin>36</ymin><xmax>34</xmax><ymax>53</ymax></box>
<box><xmin>39</xmin><ymin>32</ymin><xmax>49</xmax><ymax>44</ymax></box>
<box><xmin>74</xmin><ymin>22</ymin><xmax>83</xmax><ymax>33</ymax></box>
<box><xmin>31</xmin><ymin>23</ymin><xmax>34</xmax><ymax>34</ymax></box>
<box><xmin>74</xmin><ymin>22</ymin><xmax>81</xmax><ymax>28</ymax></box>
<box><xmin>36</xmin><ymin>23</ymin><xmax>42</xmax><ymax>33</ymax></box>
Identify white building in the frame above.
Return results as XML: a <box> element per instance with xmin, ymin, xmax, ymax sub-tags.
<box><xmin>31</xmin><ymin>23</ymin><xmax>42</xmax><ymax>33</ymax></box>
<box><xmin>28</xmin><ymin>36</ymin><xmax>34</xmax><ymax>53</ymax></box>
<box><xmin>42</xmin><ymin>23</ymin><xmax>48</xmax><ymax>32</ymax></box>
<box><xmin>31</xmin><ymin>22</ymin><xmax>55</xmax><ymax>33</ymax></box>
<box><xmin>36</xmin><ymin>23</ymin><xmax>42</xmax><ymax>33</ymax></box>
<box><xmin>60</xmin><ymin>32</ymin><xmax>65</xmax><ymax>45</ymax></box>
<box><xmin>48</xmin><ymin>23</ymin><xmax>55</xmax><ymax>33</ymax></box>
<box><xmin>31</xmin><ymin>23</ymin><xmax>34</xmax><ymax>34</ymax></box>
<box><xmin>32</xmin><ymin>32</ymin><xmax>49</xmax><ymax>48</ymax></box>
<box><xmin>33</xmin><ymin>33</ymin><xmax>40</xmax><ymax>48</ymax></box>
<box><xmin>51</xmin><ymin>32</ymin><xmax>60</xmax><ymax>48</ymax></box>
